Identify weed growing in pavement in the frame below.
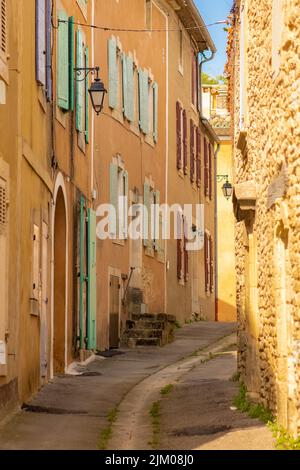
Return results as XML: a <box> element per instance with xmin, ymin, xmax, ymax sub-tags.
<box><xmin>160</xmin><ymin>384</ymin><xmax>174</xmax><ymax>396</ymax></box>
<box><xmin>98</xmin><ymin>407</ymin><xmax>119</xmax><ymax>450</ymax></box>
<box><xmin>233</xmin><ymin>383</ymin><xmax>273</xmax><ymax>424</ymax></box>
<box><xmin>149</xmin><ymin>401</ymin><xmax>161</xmax><ymax>449</ymax></box>
<box><xmin>268</xmin><ymin>421</ymin><xmax>300</xmax><ymax>450</ymax></box>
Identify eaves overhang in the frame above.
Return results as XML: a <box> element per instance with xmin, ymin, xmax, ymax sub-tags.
<box><xmin>167</xmin><ymin>0</ymin><xmax>217</xmax><ymax>53</ymax></box>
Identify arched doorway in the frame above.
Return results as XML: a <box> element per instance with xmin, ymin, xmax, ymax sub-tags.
<box><xmin>53</xmin><ymin>187</ymin><xmax>67</xmax><ymax>374</ymax></box>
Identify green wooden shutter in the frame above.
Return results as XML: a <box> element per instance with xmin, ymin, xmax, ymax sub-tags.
<box><xmin>138</xmin><ymin>69</ymin><xmax>143</xmax><ymax>128</ymax></box>
<box><xmin>57</xmin><ymin>10</ymin><xmax>69</xmax><ymax>110</ymax></box>
<box><xmin>85</xmin><ymin>47</ymin><xmax>89</xmax><ymax>143</ymax></box>
<box><xmin>153</xmin><ymin>82</ymin><xmax>158</xmax><ymax>143</ymax></box>
<box><xmin>143</xmin><ymin>182</ymin><xmax>151</xmax><ymax>248</ymax></box>
<box><xmin>79</xmin><ymin>196</ymin><xmax>85</xmax><ymax>350</ymax></box>
<box><xmin>68</xmin><ymin>17</ymin><xmax>75</xmax><ymax>111</ymax></box>
<box><xmin>122</xmin><ymin>53</ymin><xmax>128</xmax><ymax>118</ymax></box>
<box><xmin>139</xmin><ymin>70</ymin><xmax>149</xmax><ymax>134</ymax></box>
<box><xmin>87</xmin><ymin>208</ymin><xmax>97</xmax><ymax>350</ymax></box>
<box><xmin>123</xmin><ymin>170</ymin><xmax>129</xmax><ymax>239</ymax></box>
<box><xmin>127</xmin><ymin>55</ymin><xmax>134</xmax><ymax>122</ymax></box>
<box><xmin>76</xmin><ymin>29</ymin><xmax>84</xmax><ymax>131</ymax></box>
<box><xmin>110</xmin><ymin>163</ymin><xmax>118</xmax><ymax>238</ymax></box>
<box><xmin>154</xmin><ymin>189</ymin><xmax>160</xmax><ymax>252</ymax></box>
<box><xmin>108</xmin><ymin>37</ymin><xmax>118</xmax><ymax>109</ymax></box>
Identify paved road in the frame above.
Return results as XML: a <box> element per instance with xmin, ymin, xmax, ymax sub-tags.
<box><xmin>0</xmin><ymin>322</ymin><xmax>235</xmax><ymax>450</ymax></box>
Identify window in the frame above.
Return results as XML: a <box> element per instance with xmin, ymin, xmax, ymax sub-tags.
<box><xmin>176</xmin><ymin>102</ymin><xmax>187</xmax><ymax>172</ymax></box>
<box><xmin>146</xmin><ymin>0</ymin><xmax>152</xmax><ymax>30</ymax></box>
<box><xmin>179</xmin><ymin>30</ymin><xmax>183</xmax><ymax>73</ymax></box>
<box><xmin>177</xmin><ymin>213</ymin><xmax>188</xmax><ymax>284</ymax></box>
<box><xmin>196</xmin><ymin>128</ymin><xmax>201</xmax><ymax>188</ymax></box>
<box><xmin>0</xmin><ymin>0</ymin><xmax>8</xmax><ymax>84</ymax></box>
<box><xmin>32</xmin><ymin>224</ymin><xmax>40</xmax><ymax>304</ymax></box>
<box><xmin>191</xmin><ymin>54</ymin><xmax>198</xmax><ymax>107</ymax></box>
<box><xmin>204</xmin><ymin>232</ymin><xmax>214</xmax><ymax>294</ymax></box>
<box><xmin>36</xmin><ymin>0</ymin><xmax>52</xmax><ymax>100</ymax></box>
<box><xmin>272</xmin><ymin>0</ymin><xmax>283</xmax><ymax>76</ymax></box>
<box><xmin>204</xmin><ymin>138</ymin><xmax>213</xmax><ymax>200</ymax></box>
<box><xmin>190</xmin><ymin>120</ymin><xmax>196</xmax><ymax>183</ymax></box>
<box><xmin>122</xmin><ymin>53</ymin><xmax>134</xmax><ymax>122</ymax></box>
<box><xmin>110</xmin><ymin>160</ymin><xmax>128</xmax><ymax>240</ymax></box>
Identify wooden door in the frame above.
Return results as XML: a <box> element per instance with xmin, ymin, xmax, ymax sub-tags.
<box><xmin>109</xmin><ymin>275</ymin><xmax>120</xmax><ymax>349</ymax></box>
<box><xmin>40</xmin><ymin>221</ymin><xmax>48</xmax><ymax>379</ymax></box>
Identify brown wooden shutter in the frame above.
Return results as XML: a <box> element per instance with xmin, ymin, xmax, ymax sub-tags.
<box><xmin>204</xmin><ymin>137</ymin><xmax>209</xmax><ymax>197</ymax></box>
<box><xmin>196</xmin><ymin>128</ymin><xmax>201</xmax><ymax>188</ymax></box>
<box><xmin>177</xmin><ymin>238</ymin><xmax>182</xmax><ymax>279</ymax></box>
<box><xmin>0</xmin><ymin>0</ymin><xmax>7</xmax><ymax>58</ymax></box>
<box><xmin>209</xmin><ymin>143</ymin><xmax>213</xmax><ymax>200</ymax></box>
<box><xmin>184</xmin><ymin>217</ymin><xmax>189</xmax><ymax>283</ymax></box>
<box><xmin>176</xmin><ymin>101</ymin><xmax>182</xmax><ymax>170</ymax></box>
<box><xmin>183</xmin><ymin>109</ymin><xmax>188</xmax><ymax>175</ymax></box>
<box><xmin>204</xmin><ymin>232</ymin><xmax>209</xmax><ymax>293</ymax></box>
<box><xmin>209</xmin><ymin>236</ymin><xmax>214</xmax><ymax>294</ymax></box>
<box><xmin>190</xmin><ymin>120</ymin><xmax>195</xmax><ymax>183</ymax></box>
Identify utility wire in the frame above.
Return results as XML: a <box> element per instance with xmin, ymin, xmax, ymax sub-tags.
<box><xmin>55</xmin><ymin>19</ymin><xmax>229</xmax><ymax>33</ymax></box>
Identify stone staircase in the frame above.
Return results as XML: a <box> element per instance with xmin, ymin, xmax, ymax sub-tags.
<box><xmin>122</xmin><ymin>287</ymin><xmax>176</xmax><ymax>348</ymax></box>
<box><xmin>122</xmin><ymin>311</ymin><xmax>176</xmax><ymax>348</ymax></box>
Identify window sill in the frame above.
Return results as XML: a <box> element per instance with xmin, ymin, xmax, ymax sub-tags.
<box><xmin>178</xmin><ymin>169</ymin><xmax>185</xmax><ymax>179</ymax></box>
<box><xmin>190</xmin><ymin>102</ymin><xmax>198</xmax><ymax>115</ymax></box>
<box><xmin>145</xmin><ymin>134</ymin><xmax>155</xmax><ymax>148</ymax></box>
<box><xmin>111</xmin><ymin>108</ymin><xmax>125</xmax><ymax>125</ymax></box>
<box><xmin>0</xmin><ymin>57</ymin><xmax>9</xmax><ymax>84</ymax></box>
<box><xmin>56</xmin><ymin>105</ymin><xmax>67</xmax><ymax>129</ymax></box>
<box><xmin>38</xmin><ymin>86</ymin><xmax>47</xmax><ymax>114</ymax></box>
<box><xmin>113</xmin><ymin>239</ymin><xmax>126</xmax><ymax>247</ymax></box>
<box><xmin>129</xmin><ymin>123</ymin><xmax>140</xmax><ymax>137</ymax></box>
<box><xmin>77</xmin><ymin>131</ymin><xmax>86</xmax><ymax>155</ymax></box>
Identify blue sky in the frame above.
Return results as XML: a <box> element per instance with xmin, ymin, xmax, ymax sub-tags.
<box><xmin>194</xmin><ymin>0</ymin><xmax>233</xmax><ymax>77</ymax></box>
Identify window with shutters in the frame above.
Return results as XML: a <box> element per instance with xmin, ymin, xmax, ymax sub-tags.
<box><xmin>196</xmin><ymin>128</ymin><xmax>201</xmax><ymax>188</ymax></box>
<box><xmin>0</xmin><ymin>0</ymin><xmax>8</xmax><ymax>84</ymax></box>
<box><xmin>179</xmin><ymin>30</ymin><xmax>183</xmax><ymax>75</ymax></box>
<box><xmin>32</xmin><ymin>224</ymin><xmax>40</xmax><ymax>306</ymax></box>
<box><xmin>204</xmin><ymin>232</ymin><xmax>214</xmax><ymax>295</ymax></box>
<box><xmin>0</xmin><ymin>160</ymin><xmax>9</xmax><ymax>376</ymax></box>
<box><xmin>57</xmin><ymin>9</ymin><xmax>70</xmax><ymax>111</ymax></box>
<box><xmin>108</xmin><ymin>36</ymin><xmax>124</xmax><ymax>122</ymax></box>
<box><xmin>110</xmin><ymin>159</ymin><xmax>128</xmax><ymax>242</ymax></box>
<box><xmin>191</xmin><ymin>54</ymin><xmax>198</xmax><ymax>107</ymax></box>
<box><xmin>190</xmin><ymin>120</ymin><xmax>197</xmax><ymax>184</ymax></box>
<box><xmin>176</xmin><ymin>102</ymin><xmax>186</xmax><ymax>173</ymax></box>
<box><xmin>36</xmin><ymin>0</ymin><xmax>52</xmax><ymax>101</ymax></box>
<box><xmin>204</xmin><ymin>137</ymin><xmax>213</xmax><ymax>200</ymax></box>
<box><xmin>143</xmin><ymin>181</ymin><xmax>164</xmax><ymax>259</ymax></box>
<box><xmin>177</xmin><ymin>213</ymin><xmax>188</xmax><ymax>285</ymax></box>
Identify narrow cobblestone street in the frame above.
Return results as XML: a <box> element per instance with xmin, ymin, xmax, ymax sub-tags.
<box><xmin>0</xmin><ymin>322</ymin><xmax>274</xmax><ymax>450</ymax></box>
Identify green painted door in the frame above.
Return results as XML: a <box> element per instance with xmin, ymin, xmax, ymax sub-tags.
<box><xmin>87</xmin><ymin>209</ymin><xmax>97</xmax><ymax>350</ymax></box>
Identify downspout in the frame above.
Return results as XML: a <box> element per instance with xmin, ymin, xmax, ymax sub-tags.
<box><xmin>199</xmin><ymin>51</ymin><xmax>221</xmax><ymax>322</ymax></box>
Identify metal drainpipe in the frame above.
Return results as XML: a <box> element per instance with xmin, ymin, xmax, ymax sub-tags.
<box><xmin>199</xmin><ymin>51</ymin><xmax>221</xmax><ymax>322</ymax></box>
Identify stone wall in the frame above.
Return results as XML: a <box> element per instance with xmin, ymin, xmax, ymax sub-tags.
<box><xmin>228</xmin><ymin>0</ymin><xmax>300</xmax><ymax>436</ymax></box>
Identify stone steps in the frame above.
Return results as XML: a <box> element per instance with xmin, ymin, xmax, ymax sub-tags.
<box><xmin>122</xmin><ymin>311</ymin><xmax>176</xmax><ymax>348</ymax></box>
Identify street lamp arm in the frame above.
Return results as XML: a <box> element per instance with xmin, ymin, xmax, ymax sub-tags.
<box><xmin>216</xmin><ymin>175</ymin><xmax>229</xmax><ymax>183</ymax></box>
<box><xmin>74</xmin><ymin>66</ymin><xmax>100</xmax><ymax>82</ymax></box>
